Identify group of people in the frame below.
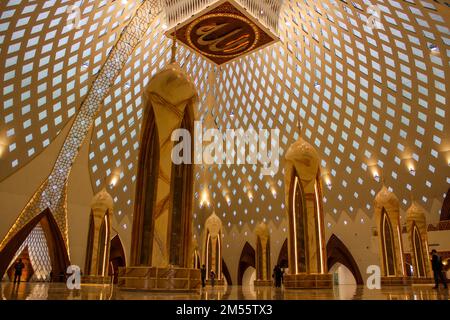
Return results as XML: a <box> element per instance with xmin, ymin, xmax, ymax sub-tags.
<box><xmin>8</xmin><ymin>251</ymin><xmax>449</xmax><ymax>289</ymax></box>
<box><xmin>200</xmin><ymin>265</ymin><xmax>216</xmax><ymax>288</ymax></box>
<box><xmin>199</xmin><ymin>251</ymin><xmax>448</xmax><ymax>290</ymax></box>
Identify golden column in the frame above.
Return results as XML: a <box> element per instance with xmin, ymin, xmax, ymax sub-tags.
<box><xmin>119</xmin><ymin>40</ymin><xmax>201</xmax><ymax>291</ymax></box>
<box><xmin>283</xmin><ymin>126</ymin><xmax>331</xmax><ymax>289</ymax></box>
<box><xmin>84</xmin><ymin>188</ymin><xmax>113</xmax><ymax>280</ymax></box>
<box><xmin>254</xmin><ymin>222</ymin><xmax>272</xmax><ymax>286</ymax></box>
<box><xmin>406</xmin><ymin>198</ymin><xmax>432</xmax><ymax>282</ymax></box>
<box><xmin>374</xmin><ymin>185</ymin><xmax>408</xmax><ymax>285</ymax></box>
<box><xmin>203</xmin><ymin>211</ymin><xmax>223</xmax><ymax>284</ymax></box>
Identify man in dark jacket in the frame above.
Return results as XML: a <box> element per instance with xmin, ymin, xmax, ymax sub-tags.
<box><xmin>200</xmin><ymin>265</ymin><xmax>207</xmax><ymax>288</ymax></box>
<box><xmin>431</xmin><ymin>250</ymin><xmax>447</xmax><ymax>289</ymax></box>
<box><xmin>13</xmin><ymin>259</ymin><xmax>25</xmax><ymax>284</ymax></box>
<box><xmin>272</xmin><ymin>265</ymin><xmax>284</xmax><ymax>288</ymax></box>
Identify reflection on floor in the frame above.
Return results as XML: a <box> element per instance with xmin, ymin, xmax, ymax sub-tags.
<box><xmin>1</xmin><ymin>282</ymin><xmax>449</xmax><ymax>300</ymax></box>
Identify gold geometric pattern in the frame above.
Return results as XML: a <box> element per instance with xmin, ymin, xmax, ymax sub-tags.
<box><xmin>88</xmin><ymin>0</ymin><xmax>449</xmax><ymax>247</ymax></box>
<box><xmin>0</xmin><ymin>0</ymin><xmax>141</xmax><ymax>181</ymax></box>
<box><xmin>7</xmin><ymin>224</ymin><xmax>51</xmax><ymax>281</ymax></box>
<box><xmin>0</xmin><ymin>0</ymin><xmax>449</xmax><ymax>253</ymax></box>
<box><xmin>0</xmin><ymin>0</ymin><xmax>162</xmax><ymax>252</ymax></box>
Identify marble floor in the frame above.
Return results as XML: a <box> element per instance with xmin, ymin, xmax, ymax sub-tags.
<box><xmin>1</xmin><ymin>282</ymin><xmax>449</xmax><ymax>300</ymax></box>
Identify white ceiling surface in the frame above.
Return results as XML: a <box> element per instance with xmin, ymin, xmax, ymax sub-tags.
<box><xmin>1</xmin><ymin>1</ymin><xmax>449</xmax><ymax>239</ymax></box>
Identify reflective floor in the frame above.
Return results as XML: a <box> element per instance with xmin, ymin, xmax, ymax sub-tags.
<box><xmin>1</xmin><ymin>282</ymin><xmax>449</xmax><ymax>300</ymax></box>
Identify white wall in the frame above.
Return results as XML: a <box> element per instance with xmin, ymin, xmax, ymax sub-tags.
<box><xmin>66</xmin><ymin>129</ymin><xmax>94</xmax><ymax>268</ymax></box>
<box><xmin>0</xmin><ymin>119</ymin><xmax>73</xmax><ymax>242</ymax></box>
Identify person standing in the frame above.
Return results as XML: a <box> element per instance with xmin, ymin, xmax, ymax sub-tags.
<box><xmin>210</xmin><ymin>270</ymin><xmax>216</xmax><ymax>288</ymax></box>
<box><xmin>13</xmin><ymin>259</ymin><xmax>25</xmax><ymax>284</ymax></box>
<box><xmin>431</xmin><ymin>250</ymin><xmax>448</xmax><ymax>289</ymax></box>
<box><xmin>201</xmin><ymin>265</ymin><xmax>207</xmax><ymax>288</ymax></box>
<box><xmin>272</xmin><ymin>265</ymin><xmax>283</xmax><ymax>288</ymax></box>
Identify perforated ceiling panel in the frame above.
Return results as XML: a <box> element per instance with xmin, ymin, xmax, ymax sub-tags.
<box><xmin>87</xmin><ymin>0</ymin><xmax>450</xmax><ymax>238</ymax></box>
<box><xmin>0</xmin><ymin>0</ymin><xmax>141</xmax><ymax>180</ymax></box>
<box><xmin>1</xmin><ymin>1</ymin><xmax>449</xmax><ymax>241</ymax></box>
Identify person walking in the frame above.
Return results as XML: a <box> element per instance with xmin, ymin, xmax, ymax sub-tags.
<box><xmin>13</xmin><ymin>259</ymin><xmax>25</xmax><ymax>284</ymax></box>
<box><xmin>201</xmin><ymin>265</ymin><xmax>207</xmax><ymax>288</ymax></box>
<box><xmin>431</xmin><ymin>250</ymin><xmax>447</xmax><ymax>289</ymax></box>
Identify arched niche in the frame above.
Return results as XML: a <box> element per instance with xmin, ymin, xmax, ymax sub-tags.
<box><xmin>277</xmin><ymin>238</ymin><xmax>288</xmax><ymax>269</ymax></box>
<box><xmin>0</xmin><ymin>208</ymin><xmax>69</xmax><ymax>281</ymax></box>
<box><xmin>167</xmin><ymin>108</ymin><xmax>194</xmax><ymax>267</ymax></box>
<box><xmin>326</xmin><ymin>234</ymin><xmax>363</xmax><ymax>285</ymax></box>
<box><xmin>406</xmin><ymin>200</ymin><xmax>431</xmax><ymax>279</ymax></box>
<box><xmin>255</xmin><ymin>222</ymin><xmax>271</xmax><ymax>283</ymax></box>
<box><xmin>284</xmin><ymin>128</ymin><xmax>327</xmax><ymax>278</ymax></box>
<box><xmin>130</xmin><ymin>105</ymin><xmax>159</xmax><ymax>266</ymax></box>
<box><xmin>381</xmin><ymin>209</ymin><xmax>397</xmax><ymax>276</ymax></box>
<box><xmin>222</xmin><ymin>258</ymin><xmax>232</xmax><ymax>286</ymax></box>
<box><xmin>374</xmin><ymin>185</ymin><xmax>405</xmax><ymax>278</ymax></box>
<box><xmin>191</xmin><ymin>237</ymin><xmax>201</xmax><ymax>269</ymax></box>
<box><xmin>109</xmin><ymin>234</ymin><xmax>126</xmax><ymax>283</ymax></box>
<box><xmin>237</xmin><ymin>242</ymin><xmax>256</xmax><ymax>286</ymax></box>
<box><xmin>203</xmin><ymin>212</ymin><xmax>223</xmax><ymax>281</ymax></box>
<box><xmin>84</xmin><ymin>188</ymin><xmax>113</xmax><ymax>277</ymax></box>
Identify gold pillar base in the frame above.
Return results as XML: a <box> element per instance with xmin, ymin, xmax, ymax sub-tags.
<box><xmin>410</xmin><ymin>277</ymin><xmax>434</xmax><ymax>285</ymax></box>
<box><xmin>81</xmin><ymin>275</ymin><xmax>112</xmax><ymax>284</ymax></box>
<box><xmin>284</xmin><ymin>274</ymin><xmax>333</xmax><ymax>289</ymax></box>
<box><xmin>380</xmin><ymin>276</ymin><xmax>413</xmax><ymax>286</ymax></box>
<box><xmin>207</xmin><ymin>278</ymin><xmax>225</xmax><ymax>286</ymax></box>
<box><xmin>118</xmin><ymin>267</ymin><xmax>201</xmax><ymax>291</ymax></box>
<box><xmin>254</xmin><ymin>279</ymin><xmax>273</xmax><ymax>286</ymax></box>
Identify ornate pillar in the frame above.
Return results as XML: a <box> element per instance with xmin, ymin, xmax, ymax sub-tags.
<box><xmin>119</xmin><ymin>54</ymin><xmax>201</xmax><ymax>291</ymax></box>
<box><xmin>254</xmin><ymin>222</ymin><xmax>271</xmax><ymax>286</ymax></box>
<box><xmin>203</xmin><ymin>212</ymin><xmax>224</xmax><ymax>285</ymax></box>
<box><xmin>374</xmin><ymin>185</ymin><xmax>409</xmax><ymax>285</ymax></box>
<box><xmin>283</xmin><ymin>128</ymin><xmax>331</xmax><ymax>289</ymax></box>
<box><xmin>84</xmin><ymin>188</ymin><xmax>113</xmax><ymax>281</ymax></box>
<box><xmin>406</xmin><ymin>199</ymin><xmax>432</xmax><ymax>282</ymax></box>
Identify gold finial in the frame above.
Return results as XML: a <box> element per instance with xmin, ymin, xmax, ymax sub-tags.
<box><xmin>171</xmin><ymin>27</ymin><xmax>177</xmax><ymax>63</ymax></box>
<box><xmin>297</xmin><ymin>118</ymin><xmax>303</xmax><ymax>137</ymax></box>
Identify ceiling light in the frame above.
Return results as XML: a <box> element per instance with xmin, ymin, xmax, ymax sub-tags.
<box><xmin>429</xmin><ymin>44</ymin><xmax>439</xmax><ymax>52</ymax></box>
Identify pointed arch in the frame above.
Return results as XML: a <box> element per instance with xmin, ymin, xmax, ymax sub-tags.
<box><xmin>0</xmin><ymin>208</ymin><xmax>70</xmax><ymax>281</ymax></box>
<box><xmin>277</xmin><ymin>238</ymin><xmax>288</xmax><ymax>268</ymax></box>
<box><xmin>326</xmin><ymin>234</ymin><xmax>363</xmax><ymax>285</ymax></box>
<box><xmin>412</xmin><ymin>224</ymin><xmax>426</xmax><ymax>277</ymax></box>
<box><xmin>381</xmin><ymin>209</ymin><xmax>396</xmax><ymax>276</ymax></box>
<box><xmin>237</xmin><ymin>242</ymin><xmax>256</xmax><ymax>285</ymax></box>
<box><xmin>288</xmin><ymin>172</ymin><xmax>308</xmax><ymax>273</ymax></box>
<box><xmin>222</xmin><ymin>258</ymin><xmax>232</xmax><ymax>286</ymax></box>
<box><xmin>168</xmin><ymin>106</ymin><xmax>194</xmax><ymax>267</ymax></box>
<box><xmin>130</xmin><ymin>105</ymin><xmax>159</xmax><ymax>266</ymax></box>
<box><xmin>109</xmin><ymin>234</ymin><xmax>126</xmax><ymax>283</ymax></box>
